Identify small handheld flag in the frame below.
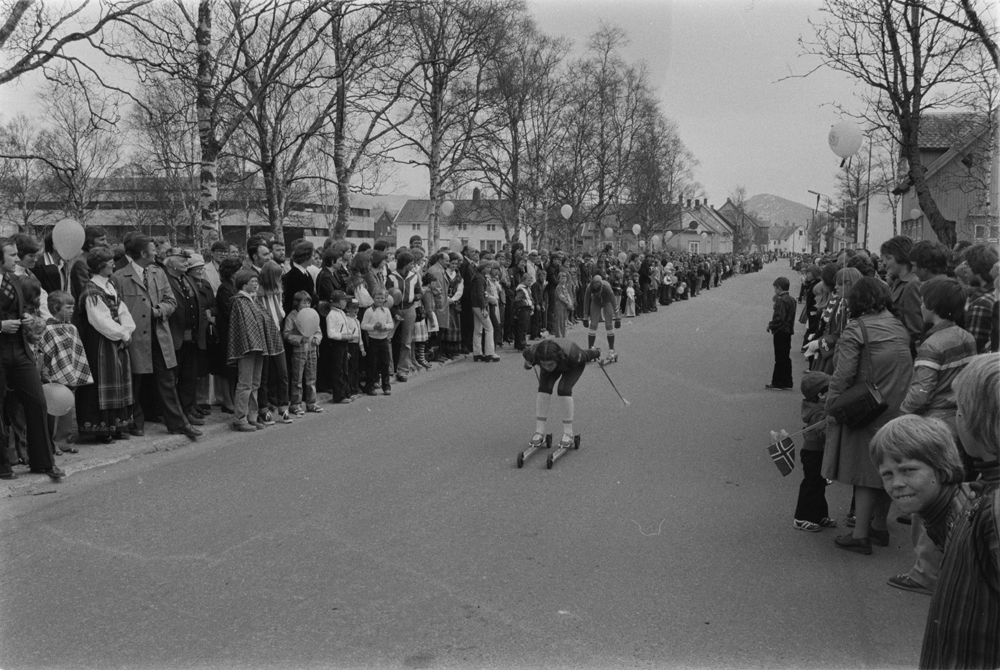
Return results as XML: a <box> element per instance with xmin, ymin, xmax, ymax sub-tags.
<box><xmin>768</xmin><ymin>432</ymin><xmax>796</xmax><ymax>477</ymax></box>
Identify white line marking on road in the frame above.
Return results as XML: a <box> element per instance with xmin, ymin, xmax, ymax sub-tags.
<box><xmin>632</xmin><ymin>519</ymin><xmax>665</xmax><ymax>536</ymax></box>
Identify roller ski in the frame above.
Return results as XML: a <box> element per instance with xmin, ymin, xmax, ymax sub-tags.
<box><xmin>545</xmin><ymin>433</ymin><xmax>581</xmax><ymax>469</ymax></box>
<box><xmin>517</xmin><ymin>433</ymin><xmax>551</xmax><ymax>468</ymax></box>
<box><xmin>598</xmin><ymin>350</ymin><xmax>618</xmax><ymax>366</ymax></box>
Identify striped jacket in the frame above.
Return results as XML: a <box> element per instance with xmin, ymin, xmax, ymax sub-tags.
<box><xmin>901</xmin><ymin>321</ymin><xmax>977</xmax><ymax>418</ymax></box>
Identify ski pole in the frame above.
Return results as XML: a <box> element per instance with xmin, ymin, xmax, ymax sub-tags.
<box><xmin>598</xmin><ymin>361</ymin><xmax>629</xmax><ymax>406</ymax></box>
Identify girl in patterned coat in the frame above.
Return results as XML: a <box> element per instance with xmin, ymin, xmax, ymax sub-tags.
<box><xmin>38</xmin><ymin>290</ymin><xmax>93</xmax><ymax>452</ymax></box>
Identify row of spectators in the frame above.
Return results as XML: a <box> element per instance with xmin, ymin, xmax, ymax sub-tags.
<box><xmin>779</xmin><ymin>237</ymin><xmax>998</xmax><ymax>667</ymax></box>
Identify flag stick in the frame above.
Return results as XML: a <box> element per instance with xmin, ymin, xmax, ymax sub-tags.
<box><xmin>775</xmin><ymin>420</ymin><xmax>825</xmax><ymax>441</ymax></box>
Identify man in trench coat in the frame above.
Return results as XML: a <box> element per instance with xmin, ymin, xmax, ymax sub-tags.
<box><xmin>111</xmin><ymin>235</ymin><xmax>201</xmax><ymax>440</ymax></box>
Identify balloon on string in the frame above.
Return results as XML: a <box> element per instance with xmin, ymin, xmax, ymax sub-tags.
<box><xmin>910</xmin><ymin>208</ymin><xmax>923</xmax><ymax>220</ymax></box>
<box><xmin>384</xmin><ymin>293</ymin><xmax>394</xmax><ymax>308</ymax></box>
<box><xmin>52</xmin><ymin>218</ymin><xmax>85</xmax><ymax>259</ymax></box>
<box><xmin>617</xmin><ymin>252</ymin><xmax>627</xmax><ymax>264</ymax></box>
<box><xmin>664</xmin><ymin>231</ymin><xmax>673</xmax><ymax>240</ymax></box>
<box><xmin>632</xmin><ymin>224</ymin><xmax>641</xmax><ymax>236</ymax></box>
<box><xmin>388</xmin><ymin>288</ymin><xmax>403</xmax><ymax>309</ymax></box>
<box><xmin>604</xmin><ymin>227</ymin><xmax>614</xmax><ymax>239</ymax></box>
<box><xmin>828</xmin><ymin>121</ymin><xmax>863</xmax><ymax>159</ymax></box>
<box><xmin>440</xmin><ymin>200</ymin><xmax>455</xmax><ymax>216</ymax></box>
<box><xmin>651</xmin><ymin>234</ymin><xmax>661</xmax><ymax>250</ymax></box>
<box><xmin>450</xmin><ymin>237</ymin><xmax>462</xmax><ymax>251</ymax></box>
<box><xmin>560</xmin><ymin>204</ymin><xmax>572</xmax><ymax>220</ymax></box>
<box><xmin>43</xmin><ymin>383</ymin><xmax>74</xmax><ymax>416</ymax></box>
<box><xmin>700</xmin><ymin>231</ymin><xmax>708</xmax><ymax>238</ymax></box>
<box><xmin>295</xmin><ymin>307</ymin><xmax>320</xmax><ymax>338</ymax></box>
<box><xmin>836</xmin><ymin>226</ymin><xmax>845</xmax><ymax>237</ymax></box>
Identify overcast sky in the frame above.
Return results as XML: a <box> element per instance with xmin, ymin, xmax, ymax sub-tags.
<box><xmin>527</xmin><ymin>0</ymin><xmax>859</xmax><ymax>209</ymax></box>
<box><xmin>0</xmin><ymin>0</ymin><xmax>861</xmax><ymax>211</ymax></box>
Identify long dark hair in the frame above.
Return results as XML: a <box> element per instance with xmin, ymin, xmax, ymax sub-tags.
<box><xmin>847</xmin><ymin>276</ymin><xmax>892</xmax><ymax>319</ymax></box>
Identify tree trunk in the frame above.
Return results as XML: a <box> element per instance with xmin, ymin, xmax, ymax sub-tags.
<box><xmin>901</xmin><ymin>114</ymin><xmax>956</xmax><ymax>246</ymax></box>
<box><xmin>196</xmin><ymin>0</ymin><xmax>219</xmax><ymax>247</ymax></box>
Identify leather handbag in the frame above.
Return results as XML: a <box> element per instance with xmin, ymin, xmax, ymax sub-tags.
<box><xmin>828</xmin><ymin>319</ymin><xmax>889</xmax><ymax>429</ymax></box>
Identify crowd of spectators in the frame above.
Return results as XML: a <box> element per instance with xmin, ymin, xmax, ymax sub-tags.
<box><xmin>781</xmin><ymin>237</ymin><xmax>999</xmax><ymax>668</ymax></box>
<box><xmin>0</xmin><ymin>225</ymin><xmax>771</xmax><ymax>475</ymax></box>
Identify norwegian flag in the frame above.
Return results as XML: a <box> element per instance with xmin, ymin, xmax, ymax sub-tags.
<box><xmin>768</xmin><ymin>436</ymin><xmax>795</xmax><ymax>476</ymax></box>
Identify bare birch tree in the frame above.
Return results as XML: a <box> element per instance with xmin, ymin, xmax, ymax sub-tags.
<box><xmin>800</xmin><ymin>0</ymin><xmax>989</xmax><ymax>246</ymax></box>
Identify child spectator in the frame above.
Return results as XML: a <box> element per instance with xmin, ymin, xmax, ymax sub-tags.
<box><xmin>283</xmin><ymin>290</ymin><xmax>322</xmax><ymax>416</ymax></box>
<box><xmin>227</xmin><ymin>271</ymin><xmax>268</xmax><ymax>432</ymax></box>
<box><xmin>37</xmin><ymin>290</ymin><xmax>93</xmax><ymax>453</ymax></box>
<box><xmin>325</xmin><ymin>290</ymin><xmax>352</xmax><ymax>404</ymax></box>
<box><xmin>344</xmin><ymin>298</ymin><xmax>364</xmax><ymax>397</ymax></box>
<box><xmin>868</xmin><ymin>359</ymin><xmax>999</xmax><ymax>670</ymax></box>
<box><xmin>793</xmin><ymin>371</ymin><xmax>836</xmax><ymax>532</ymax></box>
<box><xmin>766</xmin><ymin>276</ymin><xmax>797</xmax><ymax>390</ymax></box>
<box><xmin>361</xmin><ymin>288</ymin><xmax>394</xmax><ymax>395</ymax></box>
<box><xmin>624</xmin><ymin>280</ymin><xmax>636</xmax><ymax>317</ymax></box>
<box><xmin>513</xmin><ymin>272</ymin><xmax>534</xmax><ymax>351</ymax></box>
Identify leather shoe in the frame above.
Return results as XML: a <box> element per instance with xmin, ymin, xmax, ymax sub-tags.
<box><xmin>129</xmin><ymin>427</ymin><xmax>145</xmax><ymax>437</ymax></box>
<box><xmin>870</xmin><ymin>528</ymin><xmax>890</xmax><ymax>547</ymax></box>
<box><xmin>0</xmin><ymin>472</ymin><xmax>17</xmax><ymax>480</ymax></box>
<box><xmin>185</xmin><ymin>415</ymin><xmax>206</xmax><ymax>426</ymax></box>
<box><xmin>31</xmin><ymin>466</ymin><xmax>66</xmax><ymax>480</ymax></box>
<box><xmin>170</xmin><ymin>425</ymin><xmax>203</xmax><ymax>440</ymax></box>
<box><xmin>834</xmin><ymin>533</ymin><xmax>872</xmax><ymax>555</ymax></box>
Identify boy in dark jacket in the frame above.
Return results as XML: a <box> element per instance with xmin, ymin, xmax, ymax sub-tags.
<box><xmin>793</xmin><ymin>371</ymin><xmax>837</xmax><ymax>531</ymax></box>
<box><xmin>766</xmin><ymin>276</ymin><xmax>797</xmax><ymax>390</ymax></box>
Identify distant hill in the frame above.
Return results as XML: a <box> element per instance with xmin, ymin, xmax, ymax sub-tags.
<box><xmin>746</xmin><ymin>194</ymin><xmax>816</xmax><ymax>227</ymax></box>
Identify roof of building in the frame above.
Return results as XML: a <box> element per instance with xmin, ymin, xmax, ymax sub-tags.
<box><xmin>895</xmin><ymin>110</ymin><xmax>994</xmax><ymax>193</ymax></box>
<box><xmin>918</xmin><ymin>112</ymin><xmax>984</xmax><ymax>150</ymax></box>
<box><xmin>769</xmin><ymin>225</ymin><xmax>800</xmax><ymax>242</ymax></box>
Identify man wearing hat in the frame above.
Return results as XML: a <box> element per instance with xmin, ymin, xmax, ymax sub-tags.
<box><xmin>112</xmin><ymin>236</ymin><xmax>201</xmax><ymax>440</ymax></box>
<box><xmin>164</xmin><ymin>249</ymin><xmax>208</xmax><ymax>424</ymax></box>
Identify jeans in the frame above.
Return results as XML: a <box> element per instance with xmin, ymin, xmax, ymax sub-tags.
<box><xmin>367</xmin><ymin>338</ymin><xmax>392</xmax><ymax>390</ymax></box>
<box><xmin>258</xmin><ymin>352</ymin><xmax>289</xmax><ymax>413</ymax></box>
<box><xmin>234</xmin><ymin>352</ymin><xmax>263</xmax><ymax>424</ymax></box>
<box><xmin>397</xmin><ymin>305</ymin><xmax>416</xmax><ymax>374</ymax></box>
<box><xmin>472</xmin><ymin>307</ymin><xmax>495</xmax><ymax>357</ymax></box>
<box><xmin>289</xmin><ymin>344</ymin><xmax>317</xmax><ymax>410</ymax></box>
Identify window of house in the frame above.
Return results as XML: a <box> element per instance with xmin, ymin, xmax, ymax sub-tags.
<box><xmin>688</xmin><ymin>241</ymin><xmax>699</xmax><ymax>253</ymax></box>
<box><xmin>486</xmin><ymin>223</ymin><xmax>496</xmax><ymax>232</ymax></box>
<box><xmin>975</xmin><ymin>225</ymin><xmax>1000</xmax><ymax>240</ymax></box>
<box><xmin>411</xmin><ymin>224</ymin><xmax>421</xmax><ymax>231</ymax></box>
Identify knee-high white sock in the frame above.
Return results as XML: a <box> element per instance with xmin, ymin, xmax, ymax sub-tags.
<box><xmin>535</xmin><ymin>392</ymin><xmax>551</xmax><ymax>434</ymax></box>
<box><xmin>559</xmin><ymin>395</ymin><xmax>574</xmax><ymax>437</ymax></box>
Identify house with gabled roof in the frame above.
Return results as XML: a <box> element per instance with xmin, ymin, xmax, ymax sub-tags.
<box><xmin>662</xmin><ymin>199</ymin><xmax>734</xmax><ymax>254</ymax></box>
<box><xmin>894</xmin><ymin>110</ymin><xmax>998</xmax><ymax>244</ymax></box>
<box><xmin>393</xmin><ymin>199</ymin><xmax>514</xmax><ymax>253</ymax></box>
<box><xmin>767</xmin><ymin>225</ymin><xmax>806</xmax><ymax>255</ymax></box>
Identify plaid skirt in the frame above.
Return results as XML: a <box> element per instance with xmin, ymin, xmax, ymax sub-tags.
<box><xmin>444</xmin><ymin>304</ymin><xmax>462</xmax><ymax>341</ymax></box>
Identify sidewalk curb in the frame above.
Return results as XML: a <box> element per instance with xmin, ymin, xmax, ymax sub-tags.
<box><xmin>1</xmin><ymin>353</ymin><xmax>473</xmax><ymax>498</ymax></box>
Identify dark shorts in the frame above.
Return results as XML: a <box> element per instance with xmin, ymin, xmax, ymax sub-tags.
<box><xmin>537</xmin><ymin>361</ymin><xmax>585</xmax><ymax>396</ymax></box>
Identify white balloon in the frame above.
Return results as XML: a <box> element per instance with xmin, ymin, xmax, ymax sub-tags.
<box><xmin>665</xmin><ymin>231</ymin><xmax>673</xmax><ymax>240</ymax></box>
<box><xmin>910</xmin><ymin>208</ymin><xmax>923</xmax><ymax>220</ymax></box>
<box><xmin>440</xmin><ymin>200</ymin><xmax>455</xmax><ymax>216</ymax></box>
<box><xmin>560</xmin><ymin>204</ymin><xmax>572</xmax><ymax>220</ymax></box>
<box><xmin>836</xmin><ymin>226</ymin><xmax>845</xmax><ymax>237</ymax></box>
<box><xmin>700</xmin><ymin>231</ymin><xmax>708</xmax><ymax>238</ymax></box>
<box><xmin>52</xmin><ymin>218</ymin><xmax>85</xmax><ymax>259</ymax></box>
<box><xmin>828</xmin><ymin>121</ymin><xmax>863</xmax><ymax>159</ymax></box>
<box><xmin>631</xmin><ymin>224</ymin><xmax>641</xmax><ymax>236</ymax></box>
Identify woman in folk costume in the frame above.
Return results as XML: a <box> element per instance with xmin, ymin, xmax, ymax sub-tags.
<box><xmin>442</xmin><ymin>251</ymin><xmax>464</xmax><ymax>359</ymax></box>
<box><xmin>426</xmin><ymin>252</ymin><xmax>450</xmax><ymax>353</ymax></box>
<box><xmin>75</xmin><ymin>248</ymin><xmax>135</xmax><ymax>443</ymax></box>
<box><xmin>551</xmin><ymin>269</ymin><xmax>573</xmax><ymax>338</ymax></box>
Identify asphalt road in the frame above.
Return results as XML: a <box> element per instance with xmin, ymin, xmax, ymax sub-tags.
<box><xmin>0</xmin><ymin>261</ymin><xmax>929</xmax><ymax>670</ymax></box>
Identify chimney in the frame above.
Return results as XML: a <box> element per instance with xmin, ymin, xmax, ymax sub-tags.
<box><xmin>686</xmin><ymin>199</ymin><xmax>691</xmax><ymax>208</ymax></box>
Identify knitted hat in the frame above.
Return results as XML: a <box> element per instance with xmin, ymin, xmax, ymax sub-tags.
<box><xmin>801</xmin><ymin>371</ymin><xmax>831</xmax><ymax>400</ymax></box>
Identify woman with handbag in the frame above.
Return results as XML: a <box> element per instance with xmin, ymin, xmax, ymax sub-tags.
<box><xmin>822</xmin><ymin>276</ymin><xmax>913</xmax><ymax>555</ymax></box>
